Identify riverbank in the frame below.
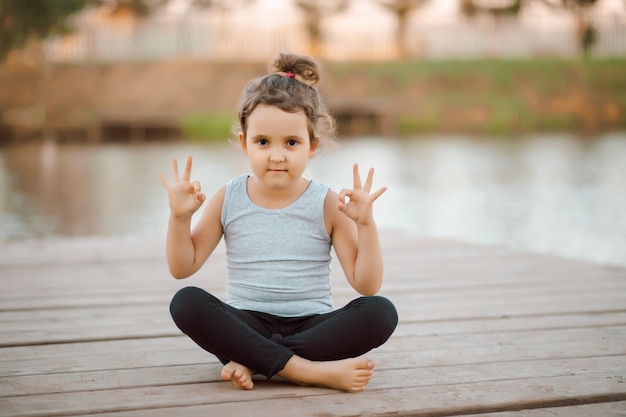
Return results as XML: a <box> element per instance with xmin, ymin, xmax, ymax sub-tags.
<box><xmin>1</xmin><ymin>58</ymin><xmax>625</xmax><ymax>142</ymax></box>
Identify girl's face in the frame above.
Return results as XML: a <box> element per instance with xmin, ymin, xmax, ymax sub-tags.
<box><xmin>239</xmin><ymin>104</ymin><xmax>317</xmax><ymax>190</ymax></box>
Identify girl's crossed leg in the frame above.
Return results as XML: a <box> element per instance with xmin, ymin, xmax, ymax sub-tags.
<box><xmin>169</xmin><ymin>286</ymin><xmax>398</xmax><ymax>391</ymax></box>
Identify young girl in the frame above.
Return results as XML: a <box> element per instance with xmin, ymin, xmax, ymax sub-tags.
<box><xmin>158</xmin><ymin>53</ymin><xmax>398</xmax><ymax>392</ymax></box>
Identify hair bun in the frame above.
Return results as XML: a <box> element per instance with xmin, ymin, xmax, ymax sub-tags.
<box><xmin>271</xmin><ymin>53</ymin><xmax>320</xmax><ymax>86</ymax></box>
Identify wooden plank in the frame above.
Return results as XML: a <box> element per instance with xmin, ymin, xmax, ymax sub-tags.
<box><xmin>0</xmin><ymin>322</ymin><xmax>180</xmax><ymax>348</ymax></box>
<box><xmin>2</xmin><ymin>253</ymin><xmax>619</xmax><ymax>294</ymax></box>
<box><xmin>0</xmin><ymin>234</ymin><xmax>486</xmax><ymax>267</ymax></box>
<box><xmin>0</xmin><ymin>363</ymin><xmax>220</xmax><ymax>397</ymax></box>
<box><xmin>3</xmin><ymin>371</ymin><xmax>625</xmax><ymax>417</ymax></box>
<box><xmin>0</xmin><ymin>265</ymin><xmax>223</xmax><ymax>299</ymax></box>
<box><xmin>3</xmin><ymin>307</ymin><xmax>624</xmax><ymax>348</ymax></box>
<box><xmin>0</xmin><ymin>345</ymin><xmax>212</xmax><ymax>378</ymax></box>
<box><xmin>1</xmin><ymin>353</ymin><xmax>623</xmax><ymax>397</ymax></box>
<box><xmin>462</xmin><ymin>401</ymin><xmax>626</xmax><ymax>416</ymax></box>
<box><xmin>4</xmin><ymin>279</ymin><xmax>599</xmax><ymax>311</ymax></box>
<box><xmin>0</xmin><ymin>237</ymin><xmax>172</xmax><ymax>266</ymax></box>
<box><xmin>1</xmin><ymin>235</ymin><xmax>617</xmax><ymax>287</ymax></box>
<box><xmin>2</xmin><ymin>294</ymin><xmax>624</xmax><ymax>347</ymax></box>
<box><xmin>4</xmin><ymin>311</ymin><xmax>624</xmax><ymax>363</ymax></box>
<box><xmin>0</xmin><ymin>336</ymin><xmax>191</xmax><ymax>363</ymax></box>
<box><xmin>0</xmin><ymin>293</ymin><xmax>173</xmax><ymax>311</ymax></box>
<box><xmin>374</xmin><ymin>340</ymin><xmax>626</xmax><ymax>372</ymax></box>
<box><xmin>394</xmin><ymin>311</ymin><xmax>626</xmax><ymax>335</ymax></box>
<box><xmin>2</xmin><ymin>287</ymin><xmax>624</xmax><ymax>331</ymax></box>
<box><xmin>3</xmin><ymin>326</ymin><xmax>624</xmax><ymax>383</ymax></box>
<box><xmin>2</xmin><ymin>286</ymin><xmax>623</xmax><ymax>325</ymax></box>
<box><xmin>1</xmin><ymin>270</ymin><xmax>572</xmax><ymax>297</ymax></box>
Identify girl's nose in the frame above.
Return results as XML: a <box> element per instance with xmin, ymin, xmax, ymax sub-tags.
<box><xmin>269</xmin><ymin>151</ymin><xmax>285</xmax><ymax>162</ymax></box>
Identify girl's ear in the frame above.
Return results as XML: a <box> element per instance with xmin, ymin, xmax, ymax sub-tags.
<box><xmin>238</xmin><ymin>132</ymin><xmax>248</xmax><ymax>155</ymax></box>
<box><xmin>309</xmin><ymin>135</ymin><xmax>320</xmax><ymax>158</ymax></box>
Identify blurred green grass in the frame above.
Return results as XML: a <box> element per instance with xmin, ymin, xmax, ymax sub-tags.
<box><xmin>162</xmin><ymin>59</ymin><xmax>625</xmax><ymax>141</ymax></box>
<box><xmin>326</xmin><ymin>58</ymin><xmax>626</xmax><ymax>137</ymax></box>
<box><xmin>4</xmin><ymin>57</ymin><xmax>624</xmax><ymax>142</ymax></box>
<box><xmin>179</xmin><ymin>112</ymin><xmax>236</xmax><ymax>142</ymax></box>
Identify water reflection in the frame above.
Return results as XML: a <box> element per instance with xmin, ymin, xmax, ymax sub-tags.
<box><xmin>1</xmin><ymin>134</ymin><xmax>625</xmax><ymax>267</ymax></box>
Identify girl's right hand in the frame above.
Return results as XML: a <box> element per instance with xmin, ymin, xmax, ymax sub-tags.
<box><xmin>158</xmin><ymin>155</ymin><xmax>206</xmax><ymax>219</ymax></box>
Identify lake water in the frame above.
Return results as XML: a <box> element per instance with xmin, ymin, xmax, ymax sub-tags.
<box><xmin>1</xmin><ymin>134</ymin><xmax>625</xmax><ymax>268</ymax></box>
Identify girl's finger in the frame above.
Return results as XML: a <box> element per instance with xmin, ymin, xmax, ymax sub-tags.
<box><xmin>370</xmin><ymin>186</ymin><xmax>387</xmax><ymax>202</ymax></box>
<box><xmin>157</xmin><ymin>172</ymin><xmax>170</xmax><ymax>188</ymax></box>
<box><xmin>352</xmin><ymin>163</ymin><xmax>362</xmax><ymax>190</ymax></box>
<box><xmin>171</xmin><ymin>158</ymin><xmax>180</xmax><ymax>182</ymax></box>
<box><xmin>183</xmin><ymin>155</ymin><xmax>193</xmax><ymax>182</ymax></box>
<box><xmin>338</xmin><ymin>188</ymin><xmax>352</xmax><ymax>203</ymax></box>
<box><xmin>363</xmin><ymin>167</ymin><xmax>375</xmax><ymax>193</ymax></box>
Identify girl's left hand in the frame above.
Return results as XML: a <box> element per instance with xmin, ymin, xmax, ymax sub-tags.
<box><xmin>338</xmin><ymin>163</ymin><xmax>387</xmax><ymax>226</ymax></box>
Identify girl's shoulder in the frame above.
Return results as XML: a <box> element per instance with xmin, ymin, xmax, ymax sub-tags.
<box><xmin>226</xmin><ymin>174</ymin><xmax>248</xmax><ymax>189</ymax></box>
<box><xmin>222</xmin><ymin>174</ymin><xmax>248</xmax><ymax>205</ymax></box>
<box><xmin>323</xmin><ymin>187</ymin><xmax>350</xmax><ymax>237</ymax></box>
<box><xmin>204</xmin><ymin>184</ymin><xmax>227</xmax><ymax>217</ymax></box>
<box><xmin>307</xmin><ymin>178</ymin><xmax>330</xmax><ymax>197</ymax></box>
<box><xmin>190</xmin><ymin>184</ymin><xmax>226</xmax><ymax>245</ymax></box>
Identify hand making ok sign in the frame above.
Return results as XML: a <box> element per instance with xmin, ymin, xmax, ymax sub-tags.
<box><xmin>337</xmin><ymin>163</ymin><xmax>387</xmax><ymax>226</ymax></box>
<box><xmin>158</xmin><ymin>155</ymin><xmax>206</xmax><ymax>219</ymax></box>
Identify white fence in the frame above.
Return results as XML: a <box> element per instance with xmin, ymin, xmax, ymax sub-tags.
<box><xmin>46</xmin><ymin>9</ymin><xmax>626</xmax><ymax>62</ymax></box>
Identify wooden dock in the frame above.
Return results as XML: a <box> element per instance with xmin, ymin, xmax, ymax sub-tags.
<box><xmin>1</xmin><ymin>232</ymin><xmax>625</xmax><ymax>416</ymax></box>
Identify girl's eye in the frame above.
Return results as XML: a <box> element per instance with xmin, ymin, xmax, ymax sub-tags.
<box><xmin>287</xmin><ymin>139</ymin><xmax>299</xmax><ymax>147</ymax></box>
<box><xmin>256</xmin><ymin>139</ymin><xmax>268</xmax><ymax>146</ymax></box>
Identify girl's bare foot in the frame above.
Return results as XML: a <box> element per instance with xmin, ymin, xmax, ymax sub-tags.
<box><xmin>279</xmin><ymin>356</ymin><xmax>375</xmax><ymax>392</ymax></box>
<box><xmin>221</xmin><ymin>361</ymin><xmax>254</xmax><ymax>390</ymax></box>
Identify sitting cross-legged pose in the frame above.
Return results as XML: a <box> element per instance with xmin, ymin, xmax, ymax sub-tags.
<box><xmin>158</xmin><ymin>52</ymin><xmax>398</xmax><ymax>392</ymax></box>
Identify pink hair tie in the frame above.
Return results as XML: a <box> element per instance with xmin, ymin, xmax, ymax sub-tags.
<box><xmin>284</xmin><ymin>72</ymin><xmax>296</xmax><ymax>78</ymax></box>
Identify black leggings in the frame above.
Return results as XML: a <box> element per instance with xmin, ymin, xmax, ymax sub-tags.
<box><xmin>170</xmin><ymin>286</ymin><xmax>398</xmax><ymax>379</ymax></box>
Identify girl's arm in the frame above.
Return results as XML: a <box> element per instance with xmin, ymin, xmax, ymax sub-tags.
<box><xmin>327</xmin><ymin>164</ymin><xmax>387</xmax><ymax>296</ymax></box>
<box><xmin>158</xmin><ymin>156</ymin><xmax>224</xmax><ymax>279</ymax></box>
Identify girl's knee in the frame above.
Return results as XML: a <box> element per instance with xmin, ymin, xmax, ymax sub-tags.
<box><xmin>169</xmin><ymin>286</ymin><xmax>205</xmax><ymax>326</ymax></box>
<box><xmin>345</xmin><ymin>296</ymin><xmax>398</xmax><ymax>348</ymax></box>
<box><xmin>353</xmin><ymin>295</ymin><xmax>398</xmax><ymax>337</ymax></box>
<box><xmin>369</xmin><ymin>295</ymin><xmax>398</xmax><ymax>330</ymax></box>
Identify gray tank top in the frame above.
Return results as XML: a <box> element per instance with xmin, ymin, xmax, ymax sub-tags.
<box><xmin>220</xmin><ymin>174</ymin><xmax>333</xmax><ymax>317</ymax></box>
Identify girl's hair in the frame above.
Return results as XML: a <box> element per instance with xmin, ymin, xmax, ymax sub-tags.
<box><xmin>236</xmin><ymin>53</ymin><xmax>336</xmax><ymax>148</ymax></box>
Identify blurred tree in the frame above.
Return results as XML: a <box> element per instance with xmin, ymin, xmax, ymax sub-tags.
<box><xmin>92</xmin><ymin>0</ymin><xmax>172</xmax><ymax>19</ymax></box>
<box><xmin>190</xmin><ymin>0</ymin><xmax>253</xmax><ymax>9</ymax></box>
<box><xmin>0</xmin><ymin>0</ymin><xmax>92</xmax><ymax>141</ymax></box>
<box><xmin>537</xmin><ymin>0</ymin><xmax>599</xmax><ymax>58</ymax></box>
<box><xmin>0</xmin><ymin>0</ymin><xmax>90</xmax><ymax>61</ymax></box>
<box><xmin>96</xmin><ymin>0</ymin><xmax>160</xmax><ymax>16</ymax></box>
<box><xmin>294</xmin><ymin>0</ymin><xmax>349</xmax><ymax>56</ymax></box>
<box><xmin>373</xmin><ymin>0</ymin><xmax>430</xmax><ymax>59</ymax></box>
<box><xmin>460</xmin><ymin>0</ymin><xmax>600</xmax><ymax>58</ymax></box>
<box><xmin>460</xmin><ymin>0</ymin><xmax>522</xmax><ymax>19</ymax></box>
